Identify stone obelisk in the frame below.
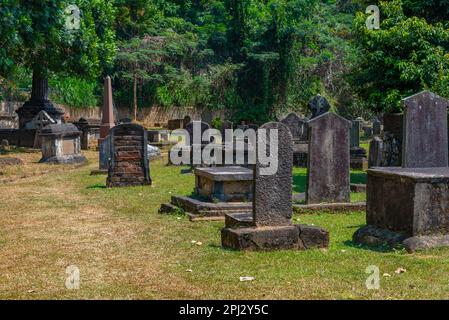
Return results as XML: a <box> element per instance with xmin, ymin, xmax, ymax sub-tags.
<box><xmin>99</xmin><ymin>76</ymin><xmax>115</xmax><ymax>145</ymax></box>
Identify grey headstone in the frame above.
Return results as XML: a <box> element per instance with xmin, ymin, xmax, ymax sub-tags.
<box><xmin>307</xmin><ymin>112</ymin><xmax>351</xmax><ymax>204</ymax></box>
<box><xmin>201</xmin><ymin>109</ymin><xmax>213</xmax><ymax>125</ymax></box>
<box><xmin>253</xmin><ymin>122</ymin><xmax>293</xmax><ymax>227</ymax></box>
<box><xmin>402</xmin><ymin>91</ymin><xmax>449</xmax><ymax>168</ymax></box>
<box><xmin>183</xmin><ymin>116</ymin><xmax>191</xmax><ymax>128</ymax></box>
<box><xmin>368</xmin><ymin>136</ymin><xmax>383</xmax><ymax>168</ymax></box>
<box><xmin>373</xmin><ymin>118</ymin><xmax>381</xmax><ymax>136</ymax></box>
<box><xmin>350</xmin><ymin>120</ymin><xmax>360</xmax><ymax>148</ymax></box>
<box><xmin>99</xmin><ymin>135</ymin><xmax>111</xmax><ymax>170</ymax></box>
<box><xmin>281</xmin><ymin>113</ymin><xmax>308</xmax><ymax>142</ymax></box>
<box><xmin>307</xmin><ymin>95</ymin><xmax>330</xmax><ymax>119</ymax></box>
<box><xmin>185</xmin><ymin>121</ymin><xmax>211</xmax><ymax>145</ymax></box>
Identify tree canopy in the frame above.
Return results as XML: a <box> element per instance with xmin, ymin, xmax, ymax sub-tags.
<box><xmin>1</xmin><ymin>0</ymin><xmax>448</xmax><ymax>121</ymax></box>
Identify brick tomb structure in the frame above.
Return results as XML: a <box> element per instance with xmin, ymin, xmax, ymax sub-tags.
<box><xmin>106</xmin><ymin>124</ymin><xmax>151</xmax><ymax>188</ymax></box>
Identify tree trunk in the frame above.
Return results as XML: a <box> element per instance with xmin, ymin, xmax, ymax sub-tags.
<box><xmin>31</xmin><ymin>69</ymin><xmax>49</xmax><ymax>101</ymax></box>
<box><xmin>133</xmin><ymin>74</ymin><xmax>137</xmax><ymax>121</ymax></box>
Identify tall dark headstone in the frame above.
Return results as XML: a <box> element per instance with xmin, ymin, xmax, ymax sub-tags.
<box><xmin>402</xmin><ymin>91</ymin><xmax>449</xmax><ymax>168</ymax></box>
<box><xmin>106</xmin><ymin>124</ymin><xmax>151</xmax><ymax>187</ymax></box>
<box><xmin>201</xmin><ymin>109</ymin><xmax>213</xmax><ymax>125</ymax></box>
<box><xmin>368</xmin><ymin>136</ymin><xmax>383</xmax><ymax>168</ymax></box>
<box><xmin>281</xmin><ymin>113</ymin><xmax>308</xmax><ymax>143</ymax></box>
<box><xmin>253</xmin><ymin>122</ymin><xmax>293</xmax><ymax>227</ymax></box>
<box><xmin>185</xmin><ymin>121</ymin><xmax>211</xmax><ymax>166</ymax></box>
<box><xmin>307</xmin><ymin>112</ymin><xmax>351</xmax><ymax>204</ymax></box>
<box><xmin>307</xmin><ymin>95</ymin><xmax>330</xmax><ymax>119</ymax></box>
<box><xmin>350</xmin><ymin>120</ymin><xmax>360</xmax><ymax>148</ymax></box>
<box><xmin>183</xmin><ymin>116</ymin><xmax>191</xmax><ymax>128</ymax></box>
<box><xmin>373</xmin><ymin>118</ymin><xmax>381</xmax><ymax>136</ymax></box>
<box><xmin>221</xmin><ymin>122</ymin><xmax>329</xmax><ymax>250</ymax></box>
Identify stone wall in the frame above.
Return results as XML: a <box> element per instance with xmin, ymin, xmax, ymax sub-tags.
<box><xmin>1</xmin><ymin>101</ymin><xmax>224</xmax><ymax>128</ymax></box>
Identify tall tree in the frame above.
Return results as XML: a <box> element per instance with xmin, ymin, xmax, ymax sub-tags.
<box><xmin>0</xmin><ymin>0</ymin><xmax>116</xmax><ymax>127</ymax></box>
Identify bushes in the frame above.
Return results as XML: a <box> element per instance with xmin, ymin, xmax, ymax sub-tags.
<box><xmin>49</xmin><ymin>75</ymin><xmax>99</xmax><ymax>109</ymax></box>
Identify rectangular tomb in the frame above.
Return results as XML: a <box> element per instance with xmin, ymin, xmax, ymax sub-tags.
<box><xmin>367</xmin><ymin>167</ymin><xmax>449</xmax><ymax>236</ymax></box>
<box><xmin>194</xmin><ymin>166</ymin><xmax>253</xmax><ymax>202</ymax></box>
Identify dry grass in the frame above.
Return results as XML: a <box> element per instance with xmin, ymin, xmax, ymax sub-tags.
<box><xmin>1</xmin><ymin>150</ymin><xmax>449</xmax><ymax>299</ymax></box>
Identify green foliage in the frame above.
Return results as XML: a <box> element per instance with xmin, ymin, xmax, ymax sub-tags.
<box><xmin>48</xmin><ymin>75</ymin><xmax>98</xmax><ymax>108</ymax></box>
<box><xmin>351</xmin><ymin>0</ymin><xmax>449</xmax><ymax>113</ymax></box>
<box><xmin>3</xmin><ymin>0</ymin><xmax>449</xmax><ymax>120</ymax></box>
<box><xmin>0</xmin><ymin>0</ymin><xmax>116</xmax><ymax>78</ymax></box>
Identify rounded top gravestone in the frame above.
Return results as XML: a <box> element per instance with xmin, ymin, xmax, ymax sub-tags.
<box><xmin>280</xmin><ymin>112</ymin><xmax>308</xmax><ymax>142</ymax></box>
<box><xmin>401</xmin><ymin>91</ymin><xmax>449</xmax><ymax>168</ymax></box>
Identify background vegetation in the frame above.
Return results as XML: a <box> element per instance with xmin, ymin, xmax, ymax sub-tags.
<box><xmin>1</xmin><ymin>0</ymin><xmax>448</xmax><ymax>123</ymax></box>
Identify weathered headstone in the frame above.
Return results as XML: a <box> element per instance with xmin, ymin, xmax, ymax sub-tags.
<box><xmin>74</xmin><ymin>117</ymin><xmax>100</xmax><ymax>150</ymax></box>
<box><xmin>281</xmin><ymin>113</ymin><xmax>308</xmax><ymax>142</ymax></box>
<box><xmin>368</xmin><ymin>136</ymin><xmax>383</xmax><ymax>168</ymax></box>
<box><xmin>307</xmin><ymin>112</ymin><xmax>351</xmax><ymax>204</ymax></box>
<box><xmin>201</xmin><ymin>109</ymin><xmax>213</xmax><ymax>125</ymax></box>
<box><xmin>183</xmin><ymin>116</ymin><xmax>191</xmax><ymax>128</ymax></box>
<box><xmin>350</xmin><ymin>120</ymin><xmax>360</xmax><ymax>148</ymax></box>
<box><xmin>99</xmin><ymin>135</ymin><xmax>111</xmax><ymax>170</ymax></box>
<box><xmin>185</xmin><ymin>121</ymin><xmax>210</xmax><ymax>145</ymax></box>
<box><xmin>220</xmin><ymin>120</ymin><xmax>233</xmax><ymax>147</ymax></box>
<box><xmin>253</xmin><ymin>122</ymin><xmax>293</xmax><ymax>226</ymax></box>
<box><xmin>106</xmin><ymin>123</ymin><xmax>151</xmax><ymax>187</ymax></box>
<box><xmin>308</xmin><ymin>95</ymin><xmax>330</xmax><ymax>119</ymax></box>
<box><xmin>221</xmin><ymin>122</ymin><xmax>329</xmax><ymax>250</ymax></box>
<box><xmin>402</xmin><ymin>91</ymin><xmax>449</xmax><ymax>168</ymax></box>
<box><xmin>373</xmin><ymin>118</ymin><xmax>381</xmax><ymax>136</ymax></box>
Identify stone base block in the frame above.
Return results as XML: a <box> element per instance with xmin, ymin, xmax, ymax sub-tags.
<box><xmin>221</xmin><ymin>224</ymin><xmax>329</xmax><ymax>251</ymax></box>
<box><xmin>221</xmin><ymin>225</ymin><xmax>303</xmax><ymax>251</ymax></box>
<box><xmin>350</xmin><ymin>183</ymin><xmax>367</xmax><ymax>193</ymax></box>
<box><xmin>298</xmin><ymin>224</ymin><xmax>329</xmax><ymax>249</ymax></box>
<box><xmin>39</xmin><ymin>154</ymin><xmax>87</xmax><ymax>165</ymax></box>
<box><xmin>160</xmin><ymin>195</ymin><xmax>252</xmax><ymax>221</ymax></box>
<box><xmin>159</xmin><ymin>203</ymin><xmax>180</xmax><ymax>214</ymax></box>
<box><xmin>350</xmin><ymin>158</ymin><xmax>368</xmax><ymax>170</ymax></box>
<box><xmin>353</xmin><ymin>225</ymin><xmax>449</xmax><ymax>253</ymax></box>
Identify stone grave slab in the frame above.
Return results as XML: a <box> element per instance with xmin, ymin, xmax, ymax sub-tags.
<box><xmin>354</xmin><ymin>167</ymin><xmax>449</xmax><ymax>252</ymax></box>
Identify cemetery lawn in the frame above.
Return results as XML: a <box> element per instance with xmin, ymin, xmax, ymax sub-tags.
<box><xmin>2</xmin><ymin>151</ymin><xmax>449</xmax><ymax>299</ymax></box>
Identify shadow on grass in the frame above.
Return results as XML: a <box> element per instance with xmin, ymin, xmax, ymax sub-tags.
<box><xmin>293</xmin><ymin>170</ymin><xmax>368</xmax><ymax>193</ymax></box>
<box><xmin>343</xmin><ymin>240</ymin><xmax>403</xmax><ymax>253</ymax></box>
<box><xmin>181</xmin><ymin>168</ymin><xmax>193</xmax><ymax>174</ymax></box>
<box><xmin>350</xmin><ymin>171</ymin><xmax>367</xmax><ymax>185</ymax></box>
<box><xmin>87</xmin><ymin>184</ymin><xmax>106</xmax><ymax>189</ymax></box>
<box><xmin>293</xmin><ymin>173</ymin><xmax>306</xmax><ymax>193</ymax></box>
